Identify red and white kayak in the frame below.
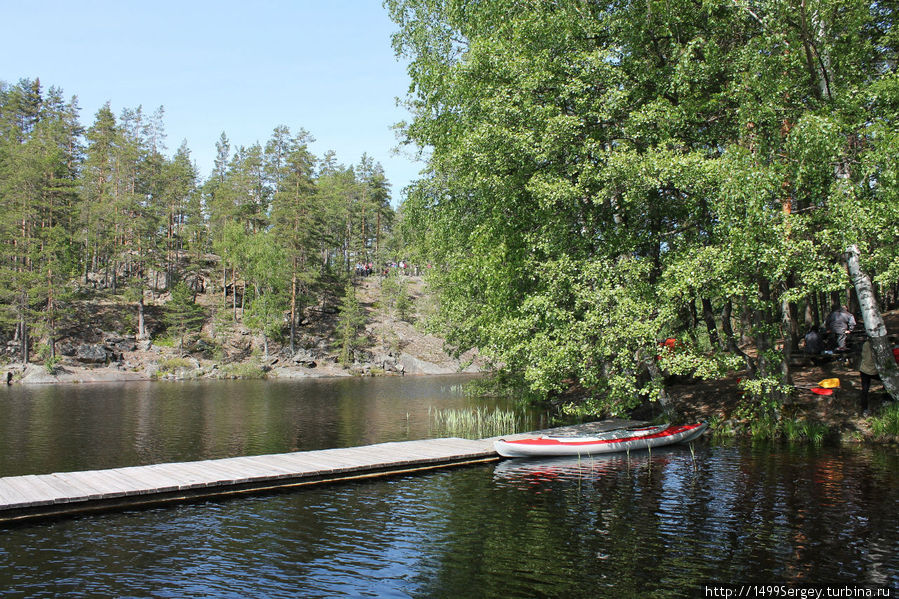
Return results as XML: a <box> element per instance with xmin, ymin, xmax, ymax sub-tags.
<box><xmin>493</xmin><ymin>422</ymin><xmax>708</xmax><ymax>458</ymax></box>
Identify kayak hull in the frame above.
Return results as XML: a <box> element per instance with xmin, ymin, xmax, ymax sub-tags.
<box><xmin>493</xmin><ymin>422</ymin><xmax>708</xmax><ymax>458</ymax></box>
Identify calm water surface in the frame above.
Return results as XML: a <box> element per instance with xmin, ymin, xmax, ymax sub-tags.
<box><xmin>0</xmin><ymin>375</ymin><xmax>539</xmax><ymax>477</ymax></box>
<box><xmin>1</xmin><ymin>377</ymin><xmax>897</xmax><ymax>597</ymax></box>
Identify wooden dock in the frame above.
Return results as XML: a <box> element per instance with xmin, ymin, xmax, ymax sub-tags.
<box><xmin>0</xmin><ymin>437</ymin><xmax>498</xmax><ymax>525</ymax></box>
<box><xmin>0</xmin><ymin>420</ymin><xmax>640</xmax><ymax>525</ymax></box>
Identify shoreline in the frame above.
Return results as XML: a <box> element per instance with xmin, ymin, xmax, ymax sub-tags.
<box><xmin>2</xmin><ymin>358</ymin><xmax>481</xmax><ymax>386</ymax></box>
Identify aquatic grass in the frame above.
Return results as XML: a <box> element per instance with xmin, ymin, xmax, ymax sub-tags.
<box><xmin>870</xmin><ymin>403</ymin><xmax>899</xmax><ymax>440</ymax></box>
<box><xmin>429</xmin><ymin>406</ymin><xmax>521</xmax><ymax>439</ymax></box>
<box><xmin>791</xmin><ymin>420</ymin><xmax>828</xmax><ymax>445</ymax></box>
<box><xmin>749</xmin><ymin>414</ymin><xmax>780</xmax><ymax>441</ymax></box>
<box><xmin>689</xmin><ymin>442</ymin><xmax>697</xmax><ymax>471</ymax></box>
<box><xmin>748</xmin><ymin>416</ymin><xmax>829</xmax><ymax>445</ymax></box>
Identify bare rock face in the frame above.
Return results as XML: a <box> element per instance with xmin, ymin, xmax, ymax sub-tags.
<box><xmin>112</xmin><ymin>339</ymin><xmax>137</xmax><ymax>352</ymax></box>
<box><xmin>291</xmin><ymin>348</ymin><xmax>317</xmax><ymax>367</ymax></box>
<box><xmin>20</xmin><ymin>365</ymin><xmax>59</xmax><ymax>384</ymax></box>
<box><xmin>57</xmin><ymin>341</ymin><xmax>79</xmax><ymax>357</ymax></box>
<box><xmin>398</xmin><ymin>353</ymin><xmax>455</xmax><ymax>375</ymax></box>
<box><xmin>75</xmin><ymin>344</ymin><xmax>108</xmax><ymax>364</ymax></box>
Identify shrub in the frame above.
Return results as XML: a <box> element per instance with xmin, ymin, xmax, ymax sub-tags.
<box><xmin>158</xmin><ymin>357</ymin><xmax>195</xmax><ymax>373</ymax></box>
<box><xmin>870</xmin><ymin>403</ymin><xmax>899</xmax><ymax>439</ymax></box>
<box><xmin>216</xmin><ymin>363</ymin><xmax>266</xmax><ymax>379</ymax></box>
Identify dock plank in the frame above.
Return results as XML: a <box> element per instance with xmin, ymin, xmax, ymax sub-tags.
<box><xmin>114</xmin><ymin>466</ymin><xmax>183</xmax><ymax>493</ymax></box>
<box><xmin>7</xmin><ymin>476</ymin><xmax>65</xmax><ymax>505</ymax></box>
<box><xmin>2</xmin><ymin>476</ymin><xmax>60</xmax><ymax>507</ymax></box>
<box><xmin>31</xmin><ymin>474</ymin><xmax>85</xmax><ymax>504</ymax></box>
<box><xmin>0</xmin><ymin>477</ymin><xmax>41</xmax><ymax>507</ymax></box>
<box><xmin>58</xmin><ymin>471</ymin><xmax>124</xmax><ymax>500</ymax></box>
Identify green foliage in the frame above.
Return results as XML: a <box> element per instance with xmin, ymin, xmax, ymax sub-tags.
<box><xmin>43</xmin><ymin>351</ymin><xmax>61</xmax><ymax>375</ymax></box>
<box><xmin>214</xmin><ymin>362</ymin><xmax>266</xmax><ymax>379</ymax></box>
<box><xmin>336</xmin><ymin>283</ymin><xmax>368</xmax><ymax>366</ymax></box>
<box><xmin>157</xmin><ymin>357</ymin><xmax>195</xmax><ymax>373</ymax></box>
<box><xmin>380</xmin><ymin>269</ymin><xmax>413</xmax><ymax>321</ymax></box>
<box><xmin>0</xmin><ymin>79</ymin><xmax>396</xmax><ymax>363</ymax></box>
<box><xmin>462</xmin><ymin>370</ymin><xmax>541</xmax><ymax>404</ymax></box>
<box><xmin>869</xmin><ymin>403</ymin><xmax>899</xmax><ymax>440</ymax></box>
<box><xmin>781</xmin><ymin>419</ymin><xmax>829</xmax><ymax>445</ymax></box>
<box><xmin>152</xmin><ymin>336</ymin><xmax>176</xmax><ymax>348</ymax></box>
<box><xmin>240</xmin><ymin>231</ymin><xmax>290</xmax><ymax>355</ymax></box>
<box><xmin>387</xmin><ymin>0</ymin><xmax>899</xmax><ymax>416</ymax></box>
<box><xmin>163</xmin><ymin>281</ymin><xmax>205</xmax><ymax>349</ymax></box>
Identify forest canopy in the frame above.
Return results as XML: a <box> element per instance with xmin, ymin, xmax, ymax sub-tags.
<box><xmin>385</xmin><ymin>0</ymin><xmax>899</xmax><ymax>416</ymax></box>
<box><xmin>0</xmin><ymin>78</ymin><xmax>395</xmax><ymax>362</ymax></box>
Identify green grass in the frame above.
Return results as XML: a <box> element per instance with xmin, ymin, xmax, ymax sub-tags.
<box><xmin>738</xmin><ymin>414</ymin><xmax>831</xmax><ymax>445</ymax></box>
<box><xmin>429</xmin><ymin>406</ymin><xmax>521</xmax><ymax>439</ymax></box>
<box><xmin>152</xmin><ymin>336</ymin><xmax>176</xmax><ymax>348</ymax></box>
<box><xmin>158</xmin><ymin>357</ymin><xmax>195</xmax><ymax>373</ymax></box>
<box><xmin>215</xmin><ymin>362</ymin><xmax>266</xmax><ymax>379</ymax></box>
<box><xmin>870</xmin><ymin>403</ymin><xmax>899</xmax><ymax>439</ymax></box>
<box><xmin>781</xmin><ymin>418</ymin><xmax>829</xmax><ymax>445</ymax></box>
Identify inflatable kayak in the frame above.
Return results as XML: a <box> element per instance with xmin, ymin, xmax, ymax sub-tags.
<box><xmin>493</xmin><ymin>422</ymin><xmax>708</xmax><ymax>458</ymax></box>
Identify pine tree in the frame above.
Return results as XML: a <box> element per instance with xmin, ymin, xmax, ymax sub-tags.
<box><xmin>163</xmin><ymin>280</ymin><xmax>205</xmax><ymax>351</ymax></box>
<box><xmin>0</xmin><ymin>79</ymin><xmax>81</xmax><ymax>363</ymax></box>
<box><xmin>269</xmin><ymin>128</ymin><xmax>318</xmax><ymax>352</ymax></box>
<box><xmin>335</xmin><ymin>282</ymin><xmax>367</xmax><ymax>366</ymax></box>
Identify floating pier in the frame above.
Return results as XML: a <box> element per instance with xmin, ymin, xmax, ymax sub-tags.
<box><xmin>0</xmin><ymin>438</ymin><xmax>498</xmax><ymax>525</ymax></box>
<box><xmin>0</xmin><ymin>420</ymin><xmax>642</xmax><ymax>525</ymax></box>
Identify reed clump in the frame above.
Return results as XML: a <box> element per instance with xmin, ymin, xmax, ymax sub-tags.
<box><xmin>869</xmin><ymin>403</ymin><xmax>899</xmax><ymax>440</ymax></box>
<box><xmin>429</xmin><ymin>406</ymin><xmax>521</xmax><ymax>439</ymax></box>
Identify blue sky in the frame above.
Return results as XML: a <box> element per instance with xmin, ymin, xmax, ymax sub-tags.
<box><xmin>0</xmin><ymin>0</ymin><xmax>420</xmax><ymax>204</ymax></box>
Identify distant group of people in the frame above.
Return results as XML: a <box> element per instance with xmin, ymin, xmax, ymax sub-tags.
<box><xmin>354</xmin><ymin>261</ymin><xmax>430</xmax><ymax>278</ymax></box>
<box><xmin>354</xmin><ymin>262</ymin><xmax>375</xmax><ymax>278</ymax></box>
<box><xmin>803</xmin><ymin>304</ymin><xmax>856</xmax><ymax>356</ymax></box>
<box><xmin>803</xmin><ymin>303</ymin><xmax>898</xmax><ymax>416</ymax></box>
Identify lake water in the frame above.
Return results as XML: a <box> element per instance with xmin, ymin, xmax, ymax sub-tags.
<box><xmin>1</xmin><ymin>377</ymin><xmax>897</xmax><ymax>597</ymax></box>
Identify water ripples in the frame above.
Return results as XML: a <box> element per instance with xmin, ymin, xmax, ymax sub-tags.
<box><xmin>2</xmin><ymin>442</ymin><xmax>898</xmax><ymax>596</ymax></box>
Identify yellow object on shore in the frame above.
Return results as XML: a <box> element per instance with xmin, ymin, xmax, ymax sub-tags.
<box><xmin>819</xmin><ymin>378</ymin><xmax>841</xmax><ymax>389</ymax></box>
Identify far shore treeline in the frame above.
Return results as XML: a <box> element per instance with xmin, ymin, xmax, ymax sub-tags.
<box><xmin>385</xmin><ymin>0</ymin><xmax>899</xmax><ymax>418</ymax></box>
<box><xmin>0</xmin><ymin>78</ymin><xmax>396</xmax><ymax>363</ymax></box>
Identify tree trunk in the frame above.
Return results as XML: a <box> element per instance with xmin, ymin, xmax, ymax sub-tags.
<box><xmin>779</xmin><ymin>295</ymin><xmax>795</xmax><ymax>389</ymax></box>
<box><xmin>844</xmin><ymin>245</ymin><xmax>899</xmax><ymax>401</ymax></box>
<box><xmin>722</xmin><ymin>299</ymin><xmax>755</xmax><ymax>376</ymax></box>
<box><xmin>137</xmin><ymin>293</ymin><xmax>147</xmax><ymax>340</ymax></box>
<box><xmin>700</xmin><ymin>297</ymin><xmax>722</xmax><ymax>350</ymax></box>
<box><xmin>639</xmin><ymin>349</ymin><xmax>669</xmax><ymax>409</ymax></box>
<box><xmin>784</xmin><ymin>277</ymin><xmax>801</xmax><ymax>352</ymax></box>
<box><xmin>20</xmin><ymin>317</ymin><xmax>29</xmax><ymax>365</ymax></box>
<box><xmin>290</xmin><ymin>270</ymin><xmax>297</xmax><ymax>355</ymax></box>
<box><xmin>688</xmin><ymin>298</ymin><xmax>699</xmax><ymax>331</ymax></box>
<box><xmin>807</xmin><ymin>293</ymin><xmax>819</xmax><ymax>328</ymax></box>
<box><xmin>376</xmin><ymin>209</ymin><xmax>381</xmax><ymax>257</ymax></box>
<box><xmin>755</xmin><ymin>278</ymin><xmax>790</xmax><ymax>404</ymax></box>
